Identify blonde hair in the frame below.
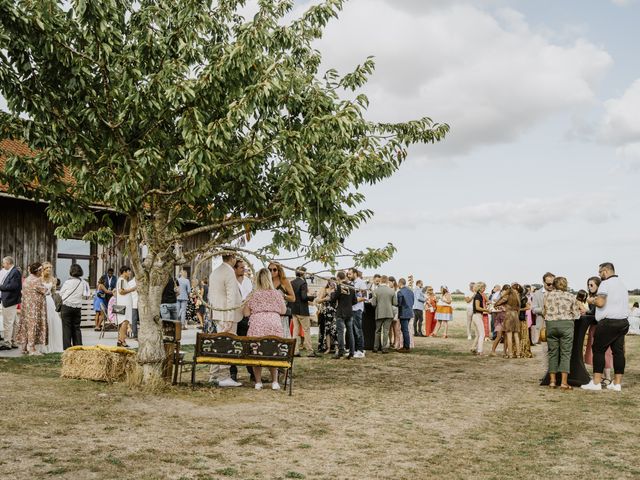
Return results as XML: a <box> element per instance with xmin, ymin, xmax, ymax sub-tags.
<box><xmin>42</xmin><ymin>262</ymin><xmax>54</xmax><ymax>284</ymax></box>
<box><xmin>255</xmin><ymin>268</ymin><xmax>275</xmax><ymax>291</ymax></box>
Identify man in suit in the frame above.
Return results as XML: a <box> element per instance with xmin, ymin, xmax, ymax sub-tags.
<box><xmin>0</xmin><ymin>256</ymin><xmax>22</xmax><ymax>350</ymax></box>
<box><xmin>330</xmin><ymin>271</ymin><xmax>357</xmax><ymax>359</ymax></box>
<box><xmin>396</xmin><ymin>278</ymin><xmax>415</xmax><ymax>352</ymax></box>
<box><xmin>532</xmin><ymin>272</ymin><xmax>555</xmax><ymax>345</ymax></box>
<box><xmin>290</xmin><ymin>266</ymin><xmax>317</xmax><ymax>357</ymax></box>
<box><xmin>371</xmin><ymin>275</ymin><xmax>397</xmax><ymax>353</ymax></box>
<box><xmin>208</xmin><ymin>253</ymin><xmax>243</xmax><ymax>387</ymax></box>
<box><xmin>100</xmin><ymin>267</ymin><xmax>117</xmax><ymax>304</ymax></box>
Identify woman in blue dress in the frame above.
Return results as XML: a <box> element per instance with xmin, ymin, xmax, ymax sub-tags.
<box><xmin>93</xmin><ymin>277</ymin><xmax>108</xmax><ymax>331</ymax></box>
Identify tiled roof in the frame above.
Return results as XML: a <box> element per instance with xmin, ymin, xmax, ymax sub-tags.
<box><xmin>0</xmin><ymin>138</ymin><xmax>75</xmax><ymax>194</ymax></box>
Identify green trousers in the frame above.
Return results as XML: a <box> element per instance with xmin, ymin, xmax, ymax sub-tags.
<box><xmin>547</xmin><ymin>320</ymin><xmax>574</xmax><ymax>373</ymax></box>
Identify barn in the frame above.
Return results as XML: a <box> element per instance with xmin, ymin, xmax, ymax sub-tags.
<box><xmin>0</xmin><ymin>138</ymin><xmax>211</xmax><ymax>286</ymax></box>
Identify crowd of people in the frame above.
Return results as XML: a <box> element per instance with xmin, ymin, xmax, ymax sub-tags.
<box><xmin>2</xmin><ymin>253</ymin><xmax>638</xmax><ymax>394</ymax></box>
<box><xmin>0</xmin><ymin>257</ymin><xmax>90</xmax><ymax>354</ymax></box>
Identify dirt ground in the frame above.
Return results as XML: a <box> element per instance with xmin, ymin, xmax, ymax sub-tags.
<box><xmin>1</xmin><ymin>312</ymin><xmax>639</xmax><ymax>480</ymax></box>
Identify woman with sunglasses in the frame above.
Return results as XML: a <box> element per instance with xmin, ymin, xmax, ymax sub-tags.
<box><xmin>16</xmin><ymin>262</ymin><xmax>48</xmax><ymax>355</ymax></box>
<box><xmin>583</xmin><ymin>276</ymin><xmax>613</xmax><ymax>386</ymax></box>
<box><xmin>268</xmin><ymin>262</ymin><xmax>295</xmax><ymax>338</ymax></box>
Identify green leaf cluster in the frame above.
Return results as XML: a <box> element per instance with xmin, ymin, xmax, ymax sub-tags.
<box><xmin>0</xmin><ymin>0</ymin><xmax>449</xmax><ymax>273</ymax></box>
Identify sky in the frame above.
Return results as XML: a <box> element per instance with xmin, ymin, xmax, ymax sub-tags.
<box><xmin>256</xmin><ymin>0</ymin><xmax>640</xmax><ymax>290</ymax></box>
<box><xmin>2</xmin><ymin>0</ymin><xmax>640</xmax><ymax>290</ymax></box>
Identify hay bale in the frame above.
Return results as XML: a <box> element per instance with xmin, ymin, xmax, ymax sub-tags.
<box><xmin>61</xmin><ymin>346</ymin><xmax>137</xmax><ymax>383</ymax></box>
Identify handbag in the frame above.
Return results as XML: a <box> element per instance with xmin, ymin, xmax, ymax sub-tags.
<box><xmin>112</xmin><ymin>305</ymin><xmax>127</xmax><ymax>315</ymax></box>
<box><xmin>52</xmin><ymin>292</ymin><xmax>63</xmax><ymax>312</ymax></box>
<box><xmin>55</xmin><ymin>279</ymin><xmax>82</xmax><ymax>312</ymax></box>
<box><xmin>539</xmin><ymin>327</ymin><xmax>547</xmax><ymax>342</ymax></box>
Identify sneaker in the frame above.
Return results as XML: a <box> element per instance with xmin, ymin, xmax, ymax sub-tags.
<box><xmin>271</xmin><ymin>382</ymin><xmax>281</xmax><ymax>391</ymax></box>
<box><xmin>218</xmin><ymin>378</ymin><xmax>242</xmax><ymax>388</ymax></box>
<box><xmin>353</xmin><ymin>351</ymin><xmax>364</xmax><ymax>358</ymax></box>
<box><xmin>254</xmin><ymin>383</ymin><xmax>263</xmax><ymax>390</ymax></box>
<box><xmin>606</xmin><ymin>383</ymin><xmax>622</xmax><ymax>392</ymax></box>
<box><xmin>580</xmin><ymin>380</ymin><xmax>602</xmax><ymax>391</ymax></box>
<box><xmin>359</xmin><ymin>350</ymin><xmax>365</xmax><ymax>358</ymax></box>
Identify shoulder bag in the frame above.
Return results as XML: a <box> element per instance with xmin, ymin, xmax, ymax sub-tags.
<box><xmin>113</xmin><ymin>279</ymin><xmax>127</xmax><ymax>316</ymax></box>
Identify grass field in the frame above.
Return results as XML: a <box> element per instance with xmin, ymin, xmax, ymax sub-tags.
<box><xmin>1</xmin><ymin>310</ymin><xmax>639</xmax><ymax>480</ymax></box>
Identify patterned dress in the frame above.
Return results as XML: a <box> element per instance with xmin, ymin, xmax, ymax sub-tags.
<box><xmin>318</xmin><ymin>295</ymin><xmax>338</xmax><ymax>352</ymax></box>
<box><xmin>16</xmin><ymin>274</ymin><xmax>48</xmax><ymax>351</ymax></box>
<box><xmin>247</xmin><ymin>289</ymin><xmax>286</xmax><ymax>337</ymax></box>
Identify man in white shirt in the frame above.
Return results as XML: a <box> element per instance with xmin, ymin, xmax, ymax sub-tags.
<box><xmin>208</xmin><ymin>254</ymin><xmax>243</xmax><ymax>387</ymax></box>
<box><xmin>464</xmin><ymin>282</ymin><xmax>476</xmax><ymax>340</ymax></box>
<box><xmin>582</xmin><ymin>263</ymin><xmax>630</xmax><ymax>391</ymax></box>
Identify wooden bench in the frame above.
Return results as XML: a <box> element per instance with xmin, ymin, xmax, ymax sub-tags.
<box><xmin>191</xmin><ymin>333</ymin><xmax>297</xmax><ymax>395</ymax></box>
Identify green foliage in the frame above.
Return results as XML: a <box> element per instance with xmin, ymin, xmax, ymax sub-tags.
<box><xmin>0</xmin><ymin>0</ymin><xmax>448</xmax><ymax>272</ymax></box>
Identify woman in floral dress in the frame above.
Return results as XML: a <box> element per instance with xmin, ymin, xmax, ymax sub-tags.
<box><xmin>243</xmin><ymin>268</ymin><xmax>287</xmax><ymax>390</ymax></box>
<box><xmin>16</xmin><ymin>263</ymin><xmax>48</xmax><ymax>355</ymax></box>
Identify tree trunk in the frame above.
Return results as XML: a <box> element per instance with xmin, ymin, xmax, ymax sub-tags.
<box><xmin>136</xmin><ymin>276</ymin><xmax>166</xmax><ymax>383</ymax></box>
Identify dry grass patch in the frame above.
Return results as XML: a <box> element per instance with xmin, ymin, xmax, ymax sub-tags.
<box><xmin>1</xmin><ymin>315</ymin><xmax>639</xmax><ymax>479</ymax></box>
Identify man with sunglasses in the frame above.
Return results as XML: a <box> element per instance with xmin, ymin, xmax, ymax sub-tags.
<box><xmin>531</xmin><ymin>272</ymin><xmax>555</xmax><ymax>345</ymax></box>
<box><xmin>582</xmin><ymin>262</ymin><xmax>630</xmax><ymax>391</ymax></box>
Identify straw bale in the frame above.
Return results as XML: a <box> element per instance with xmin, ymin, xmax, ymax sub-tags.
<box><xmin>61</xmin><ymin>347</ymin><xmax>137</xmax><ymax>383</ymax></box>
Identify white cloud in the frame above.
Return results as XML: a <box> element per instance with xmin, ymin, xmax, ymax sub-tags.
<box><xmin>599</xmin><ymin>79</ymin><xmax>640</xmax><ymax>145</ymax></box>
<box><xmin>366</xmin><ymin>193</ymin><xmax>618</xmax><ymax>231</ymax></box>
<box><xmin>313</xmin><ymin>1</ymin><xmax>612</xmax><ymax>156</ymax></box>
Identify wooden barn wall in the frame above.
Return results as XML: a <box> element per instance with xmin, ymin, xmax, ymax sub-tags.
<box><xmin>0</xmin><ymin>197</ymin><xmax>57</xmax><ymax>272</ymax></box>
<box><xmin>0</xmin><ymin>196</ymin><xmax>214</xmax><ymax>285</ymax></box>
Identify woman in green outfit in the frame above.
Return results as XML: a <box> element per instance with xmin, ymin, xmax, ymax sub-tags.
<box><xmin>543</xmin><ymin>277</ymin><xmax>582</xmax><ymax>390</ymax></box>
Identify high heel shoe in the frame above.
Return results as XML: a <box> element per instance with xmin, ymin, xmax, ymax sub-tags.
<box><xmin>117</xmin><ymin>341</ymin><xmax>129</xmax><ymax>348</ymax></box>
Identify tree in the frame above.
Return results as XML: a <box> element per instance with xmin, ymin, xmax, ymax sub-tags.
<box><xmin>0</xmin><ymin>0</ymin><xmax>448</xmax><ymax>381</ymax></box>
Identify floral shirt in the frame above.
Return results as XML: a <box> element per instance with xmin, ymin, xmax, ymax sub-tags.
<box><xmin>543</xmin><ymin>291</ymin><xmax>581</xmax><ymax>321</ymax></box>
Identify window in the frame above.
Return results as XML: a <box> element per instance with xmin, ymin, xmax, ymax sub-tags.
<box><xmin>56</xmin><ymin>239</ymin><xmax>96</xmax><ymax>285</ymax></box>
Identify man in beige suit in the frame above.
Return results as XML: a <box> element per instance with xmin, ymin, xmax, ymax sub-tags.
<box><xmin>208</xmin><ymin>253</ymin><xmax>243</xmax><ymax>387</ymax></box>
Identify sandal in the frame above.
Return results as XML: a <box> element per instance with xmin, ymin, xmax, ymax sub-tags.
<box><xmin>548</xmin><ymin>383</ymin><xmax>557</xmax><ymax>389</ymax></box>
<box><xmin>117</xmin><ymin>341</ymin><xmax>129</xmax><ymax>348</ymax></box>
<box><xmin>560</xmin><ymin>385</ymin><xmax>573</xmax><ymax>391</ymax></box>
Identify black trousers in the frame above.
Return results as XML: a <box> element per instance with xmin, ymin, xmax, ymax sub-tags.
<box><xmin>593</xmin><ymin>318</ymin><xmax>629</xmax><ymax>374</ymax></box>
<box><xmin>413</xmin><ymin>309</ymin><xmax>423</xmax><ymax>335</ymax></box>
<box><xmin>230</xmin><ymin>317</ymin><xmax>253</xmax><ymax>380</ymax></box>
<box><xmin>61</xmin><ymin>305</ymin><xmax>83</xmax><ymax>350</ymax></box>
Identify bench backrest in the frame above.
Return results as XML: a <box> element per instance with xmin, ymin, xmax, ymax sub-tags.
<box><xmin>195</xmin><ymin>333</ymin><xmax>296</xmax><ymax>363</ymax></box>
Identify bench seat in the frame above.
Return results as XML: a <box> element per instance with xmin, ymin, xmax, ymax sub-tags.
<box><xmin>194</xmin><ymin>357</ymin><xmax>292</xmax><ymax>368</ymax></box>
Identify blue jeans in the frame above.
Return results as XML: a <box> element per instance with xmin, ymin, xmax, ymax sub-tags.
<box><xmin>177</xmin><ymin>299</ymin><xmax>188</xmax><ymax>325</ymax></box>
<box><xmin>352</xmin><ymin>309</ymin><xmax>364</xmax><ymax>352</ymax></box>
<box><xmin>160</xmin><ymin>303</ymin><xmax>179</xmax><ymax>321</ymax></box>
<box><xmin>400</xmin><ymin>318</ymin><xmax>411</xmax><ymax>349</ymax></box>
<box><xmin>336</xmin><ymin>315</ymin><xmax>355</xmax><ymax>356</ymax></box>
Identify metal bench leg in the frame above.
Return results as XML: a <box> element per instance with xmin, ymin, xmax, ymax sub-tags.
<box><xmin>289</xmin><ymin>366</ymin><xmax>293</xmax><ymax>396</ymax></box>
<box><xmin>172</xmin><ymin>353</ymin><xmax>179</xmax><ymax>386</ymax></box>
<box><xmin>191</xmin><ymin>361</ymin><xmax>197</xmax><ymax>388</ymax></box>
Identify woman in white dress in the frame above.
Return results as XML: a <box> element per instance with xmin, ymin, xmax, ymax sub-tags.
<box><xmin>41</xmin><ymin>262</ymin><xmax>64</xmax><ymax>353</ymax></box>
<box><xmin>115</xmin><ymin>266</ymin><xmax>136</xmax><ymax>347</ymax></box>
